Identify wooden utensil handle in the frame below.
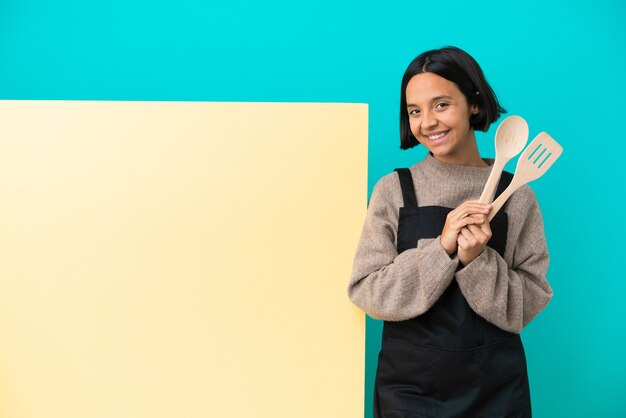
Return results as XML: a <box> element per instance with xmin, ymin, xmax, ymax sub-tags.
<box><xmin>479</xmin><ymin>159</ymin><xmax>506</xmax><ymax>204</ymax></box>
<box><xmin>487</xmin><ymin>180</ymin><xmax>524</xmax><ymax>221</ymax></box>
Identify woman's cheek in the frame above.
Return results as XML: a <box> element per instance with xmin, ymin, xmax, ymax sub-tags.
<box><xmin>409</xmin><ymin>122</ymin><xmax>419</xmax><ymax>139</ymax></box>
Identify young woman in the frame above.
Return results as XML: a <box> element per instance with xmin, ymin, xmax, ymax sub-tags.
<box><xmin>348</xmin><ymin>46</ymin><xmax>553</xmax><ymax>417</ymax></box>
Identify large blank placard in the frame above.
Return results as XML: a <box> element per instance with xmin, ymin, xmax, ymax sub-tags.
<box><xmin>0</xmin><ymin>100</ymin><xmax>367</xmax><ymax>418</ymax></box>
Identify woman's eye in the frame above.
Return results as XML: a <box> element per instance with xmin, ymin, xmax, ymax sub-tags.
<box><xmin>409</xmin><ymin>109</ymin><xmax>420</xmax><ymax>116</ymax></box>
<box><xmin>436</xmin><ymin>103</ymin><xmax>449</xmax><ymax>109</ymax></box>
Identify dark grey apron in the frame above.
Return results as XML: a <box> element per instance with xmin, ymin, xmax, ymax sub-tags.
<box><xmin>373</xmin><ymin>167</ymin><xmax>531</xmax><ymax>418</ymax></box>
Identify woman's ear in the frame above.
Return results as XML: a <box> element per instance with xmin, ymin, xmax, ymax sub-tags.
<box><xmin>471</xmin><ymin>91</ymin><xmax>480</xmax><ymax>115</ymax></box>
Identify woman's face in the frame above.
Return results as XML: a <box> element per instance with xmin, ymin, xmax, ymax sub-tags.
<box><xmin>406</xmin><ymin>72</ymin><xmax>479</xmax><ymax>164</ymax></box>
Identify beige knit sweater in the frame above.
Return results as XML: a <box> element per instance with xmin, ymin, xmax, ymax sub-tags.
<box><xmin>347</xmin><ymin>153</ymin><xmax>553</xmax><ymax>333</ymax></box>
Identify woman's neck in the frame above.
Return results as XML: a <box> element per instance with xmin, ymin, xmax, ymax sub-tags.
<box><xmin>429</xmin><ymin>130</ymin><xmax>487</xmax><ymax>167</ymax></box>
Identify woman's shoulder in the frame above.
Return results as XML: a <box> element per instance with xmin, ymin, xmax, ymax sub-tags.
<box><xmin>371</xmin><ymin>166</ymin><xmax>405</xmax><ymax>188</ymax></box>
<box><xmin>369</xmin><ymin>169</ymin><xmax>406</xmax><ymax>208</ymax></box>
<box><xmin>374</xmin><ymin>161</ymin><xmax>427</xmax><ymax>188</ymax></box>
<box><xmin>505</xmin><ymin>183</ymin><xmax>543</xmax><ymax>222</ymax></box>
<box><xmin>509</xmin><ymin>183</ymin><xmax>539</xmax><ymax>207</ymax></box>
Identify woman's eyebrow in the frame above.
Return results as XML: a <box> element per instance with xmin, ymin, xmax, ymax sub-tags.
<box><xmin>407</xmin><ymin>95</ymin><xmax>453</xmax><ymax>107</ymax></box>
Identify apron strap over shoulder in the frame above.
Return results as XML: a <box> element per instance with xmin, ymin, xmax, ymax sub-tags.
<box><xmin>393</xmin><ymin>168</ymin><xmax>418</xmax><ymax>208</ymax></box>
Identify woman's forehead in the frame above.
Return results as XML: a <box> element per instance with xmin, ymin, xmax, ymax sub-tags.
<box><xmin>406</xmin><ymin>73</ymin><xmax>461</xmax><ymax>103</ymax></box>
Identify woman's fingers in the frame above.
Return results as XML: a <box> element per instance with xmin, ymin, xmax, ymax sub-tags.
<box><xmin>457</xmin><ymin>233</ymin><xmax>468</xmax><ymax>249</ymax></box>
<box><xmin>455</xmin><ymin>199</ymin><xmax>489</xmax><ymax>209</ymax></box>
<box><xmin>448</xmin><ymin>202</ymin><xmax>491</xmax><ymax>223</ymax></box>
<box><xmin>459</xmin><ymin>223</ymin><xmax>492</xmax><ymax>247</ymax></box>
<box><xmin>457</xmin><ymin>213</ymin><xmax>486</xmax><ymax>229</ymax></box>
<box><xmin>457</xmin><ymin>228</ymin><xmax>469</xmax><ymax>250</ymax></box>
<box><xmin>459</xmin><ymin>226</ymin><xmax>476</xmax><ymax>246</ymax></box>
<box><xmin>441</xmin><ymin>200</ymin><xmax>491</xmax><ymax>256</ymax></box>
<box><xmin>457</xmin><ymin>202</ymin><xmax>491</xmax><ymax>214</ymax></box>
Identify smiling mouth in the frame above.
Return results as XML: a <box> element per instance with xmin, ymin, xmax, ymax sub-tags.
<box><xmin>425</xmin><ymin>130</ymin><xmax>450</xmax><ymax>141</ymax></box>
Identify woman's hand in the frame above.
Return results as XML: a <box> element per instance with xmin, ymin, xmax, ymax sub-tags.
<box><xmin>440</xmin><ymin>200</ymin><xmax>491</xmax><ymax>256</ymax></box>
<box><xmin>457</xmin><ymin>220</ymin><xmax>492</xmax><ymax>265</ymax></box>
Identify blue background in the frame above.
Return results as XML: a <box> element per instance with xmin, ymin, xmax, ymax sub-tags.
<box><xmin>2</xmin><ymin>1</ymin><xmax>625</xmax><ymax>416</ymax></box>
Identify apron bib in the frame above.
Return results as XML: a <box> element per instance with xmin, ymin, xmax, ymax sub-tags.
<box><xmin>374</xmin><ymin>168</ymin><xmax>532</xmax><ymax>418</ymax></box>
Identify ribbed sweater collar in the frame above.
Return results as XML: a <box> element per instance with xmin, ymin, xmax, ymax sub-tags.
<box><xmin>415</xmin><ymin>152</ymin><xmax>495</xmax><ymax>184</ymax></box>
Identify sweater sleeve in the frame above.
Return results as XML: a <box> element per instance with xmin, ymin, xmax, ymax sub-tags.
<box><xmin>347</xmin><ymin>176</ymin><xmax>460</xmax><ymax>321</ymax></box>
<box><xmin>455</xmin><ymin>186</ymin><xmax>554</xmax><ymax>333</ymax></box>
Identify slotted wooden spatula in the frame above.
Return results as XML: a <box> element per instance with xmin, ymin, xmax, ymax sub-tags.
<box><xmin>488</xmin><ymin>132</ymin><xmax>563</xmax><ymax>221</ymax></box>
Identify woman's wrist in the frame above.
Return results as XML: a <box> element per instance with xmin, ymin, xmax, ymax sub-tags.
<box><xmin>439</xmin><ymin>236</ymin><xmax>456</xmax><ymax>256</ymax></box>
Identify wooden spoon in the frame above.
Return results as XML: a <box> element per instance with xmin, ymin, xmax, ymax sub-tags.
<box><xmin>487</xmin><ymin>131</ymin><xmax>563</xmax><ymax>221</ymax></box>
<box><xmin>479</xmin><ymin>115</ymin><xmax>529</xmax><ymax>204</ymax></box>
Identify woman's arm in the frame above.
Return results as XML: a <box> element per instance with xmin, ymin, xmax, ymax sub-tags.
<box><xmin>455</xmin><ymin>185</ymin><xmax>554</xmax><ymax>333</ymax></box>
<box><xmin>347</xmin><ymin>176</ymin><xmax>460</xmax><ymax>321</ymax></box>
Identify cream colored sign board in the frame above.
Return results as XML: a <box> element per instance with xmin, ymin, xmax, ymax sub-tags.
<box><xmin>0</xmin><ymin>101</ymin><xmax>367</xmax><ymax>418</ymax></box>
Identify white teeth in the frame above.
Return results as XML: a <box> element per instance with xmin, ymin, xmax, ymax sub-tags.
<box><xmin>428</xmin><ymin>131</ymin><xmax>448</xmax><ymax>140</ymax></box>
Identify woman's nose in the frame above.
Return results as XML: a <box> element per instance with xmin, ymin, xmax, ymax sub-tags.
<box><xmin>421</xmin><ymin>111</ymin><xmax>438</xmax><ymax>129</ymax></box>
